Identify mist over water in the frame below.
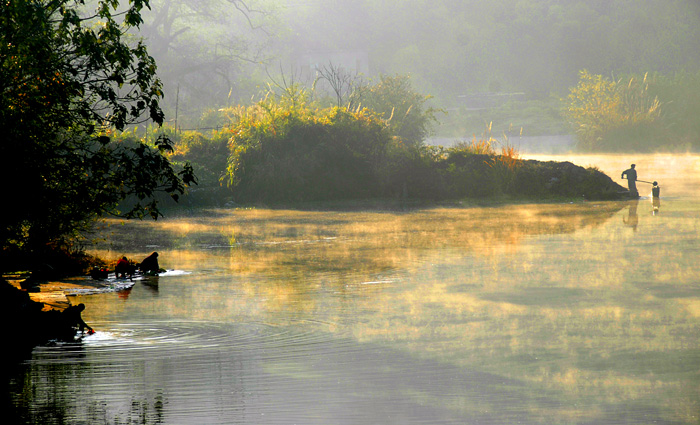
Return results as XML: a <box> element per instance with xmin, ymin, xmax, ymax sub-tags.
<box><xmin>8</xmin><ymin>154</ymin><xmax>700</xmax><ymax>424</ymax></box>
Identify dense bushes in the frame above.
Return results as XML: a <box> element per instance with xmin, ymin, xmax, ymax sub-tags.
<box><xmin>156</xmin><ymin>79</ymin><xmax>628</xmax><ymax>205</ymax></box>
<box><xmin>169</xmin><ymin>131</ymin><xmax>230</xmax><ymax>188</ymax></box>
<box><xmin>360</xmin><ymin>74</ymin><xmax>440</xmax><ymax>146</ymax></box>
<box><xmin>168</xmin><ymin>101</ymin><xmax>625</xmax><ymax>203</ymax></box>
<box><xmin>220</xmin><ymin>89</ymin><xmax>530</xmax><ymax>203</ymax></box>
<box><xmin>564</xmin><ymin>69</ymin><xmax>700</xmax><ymax>151</ymax></box>
<box><xmin>224</xmin><ymin>91</ymin><xmax>391</xmax><ymax>203</ymax></box>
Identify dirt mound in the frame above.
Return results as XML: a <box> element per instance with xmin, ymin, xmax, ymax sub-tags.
<box><xmin>511</xmin><ymin>159</ymin><xmax>628</xmax><ymax>200</ymax></box>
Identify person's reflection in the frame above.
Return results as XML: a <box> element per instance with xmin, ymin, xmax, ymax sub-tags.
<box><xmin>651</xmin><ymin>196</ymin><xmax>661</xmax><ymax>215</ymax></box>
<box><xmin>118</xmin><ymin>286</ymin><xmax>133</xmax><ymax>299</ymax></box>
<box><xmin>623</xmin><ymin>199</ymin><xmax>639</xmax><ymax>231</ymax></box>
<box><xmin>140</xmin><ymin>276</ymin><xmax>159</xmax><ymax>293</ymax></box>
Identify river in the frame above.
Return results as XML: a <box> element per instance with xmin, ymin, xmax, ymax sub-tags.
<box><xmin>7</xmin><ymin>153</ymin><xmax>700</xmax><ymax>424</ymax></box>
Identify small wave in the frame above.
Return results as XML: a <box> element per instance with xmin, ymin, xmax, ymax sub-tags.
<box><xmin>157</xmin><ymin>269</ymin><xmax>191</xmax><ymax>277</ymax></box>
<box><xmin>359</xmin><ymin>279</ymin><xmax>394</xmax><ymax>285</ymax></box>
<box><xmin>66</xmin><ymin>270</ymin><xmax>190</xmax><ymax>296</ymax></box>
<box><xmin>67</xmin><ymin>280</ymin><xmax>136</xmax><ymax>296</ymax></box>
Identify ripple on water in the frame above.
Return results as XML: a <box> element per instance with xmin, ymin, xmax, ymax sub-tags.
<box><xmin>20</xmin><ymin>320</ymin><xmax>517</xmax><ymax>424</ymax></box>
<box><xmin>33</xmin><ymin>319</ymin><xmax>337</xmax><ymax>358</ymax></box>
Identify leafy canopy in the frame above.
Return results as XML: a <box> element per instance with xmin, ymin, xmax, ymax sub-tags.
<box><xmin>0</xmin><ymin>0</ymin><xmax>195</xmax><ymax>259</ymax></box>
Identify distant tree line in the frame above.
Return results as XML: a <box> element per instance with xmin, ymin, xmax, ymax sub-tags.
<box><xmin>138</xmin><ymin>0</ymin><xmax>700</xmax><ymax>124</ymax></box>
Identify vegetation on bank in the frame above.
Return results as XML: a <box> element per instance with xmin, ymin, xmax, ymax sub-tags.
<box><xmin>0</xmin><ymin>277</ymin><xmax>85</xmax><ymax>360</ymax></box>
<box><xmin>154</xmin><ymin>87</ymin><xmax>626</xmax><ymax>206</ymax></box>
<box><xmin>564</xmin><ymin>69</ymin><xmax>700</xmax><ymax>151</ymax></box>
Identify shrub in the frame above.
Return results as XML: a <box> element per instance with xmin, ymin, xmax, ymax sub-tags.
<box><xmin>169</xmin><ymin>131</ymin><xmax>229</xmax><ymax>188</ymax></box>
<box><xmin>226</xmin><ymin>91</ymin><xmax>392</xmax><ymax>203</ymax></box>
<box><xmin>564</xmin><ymin>70</ymin><xmax>662</xmax><ymax>151</ymax></box>
<box><xmin>362</xmin><ymin>74</ymin><xmax>440</xmax><ymax>146</ymax></box>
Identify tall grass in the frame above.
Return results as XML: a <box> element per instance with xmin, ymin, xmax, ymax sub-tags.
<box><xmin>564</xmin><ymin>70</ymin><xmax>672</xmax><ymax>151</ymax></box>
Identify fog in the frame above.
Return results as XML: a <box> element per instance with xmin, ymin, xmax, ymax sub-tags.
<box><xmin>137</xmin><ymin>0</ymin><xmax>700</xmax><ymax>141</ymax></box>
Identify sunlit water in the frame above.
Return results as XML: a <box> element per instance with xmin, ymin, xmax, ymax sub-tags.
<box><xmin>7</xmin><ymin>154</ymin><xmax>700</xmax><ymax>424</ymax></box>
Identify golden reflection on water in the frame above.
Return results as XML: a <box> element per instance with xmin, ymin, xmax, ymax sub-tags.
<box><xmin>94</xmin><ymin>202</ymin><xmax>626</xmax><ymax>274</ymax></box>
<box><xmin>84</xmin><ymin>154</ymin><xmax>700</xmax><ymax>424</ymax></box>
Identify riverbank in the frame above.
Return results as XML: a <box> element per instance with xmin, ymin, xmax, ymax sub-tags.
<box><xmin>4</xmin><ymin>274</ymin><xmax>81</xmax><ymax>311</ymax></box>
<box><xmin>178</xmin><ymin>156</ymin><xmax>631</xmax><ymax>210</ymax></box>
<box><xmin>1</xmin><ymin>267</ymin><xmax>131</xmax><ymax>359</ymax></box>
<box><xmin>1</xmin><ymin>277</ymin><xmax>79</xmax><ymax>361</ymax></box>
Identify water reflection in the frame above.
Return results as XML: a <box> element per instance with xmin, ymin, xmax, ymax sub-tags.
<box><xmin>652</xmin><ymin>196</ymin><xmax>661</xmax><ymax>215</ymax></box>
<box><xmin>623</xmin><ymin>199</ymin><xmax>639</xmax><ymax>230</ymax></box>
<box><xmin>9</xmin><ymin>154</ymin><xmax>700</xmax><ymax>424</ymax></box>
<box><xmin>14</xmin><ymin>321</ymin><xmax>565</xmax><ymax>424</ymax></box>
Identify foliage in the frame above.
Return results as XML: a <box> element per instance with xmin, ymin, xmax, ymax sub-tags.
<box><xmin>377</xmin><ymin>141</ymin><xmax>448</xmax><ymax>200</ymax></box>
<box><xmin>225</xmin><ymin>89</ymin><xmax>391</xmax><ymax>203</ymax></box>
<box><xmin>210</xmin><ymin>90</ymin><xmax>620</xmax><ymax>203</ymax></box>
<box><xmin>362</xmin><ymin>74</ymin><xmax>440</xmax><ymax>146</ymax></box>
<box><xmin>168</xmin><ymin>130</ymin><xmax>230</xmax><ymax>188</ymax></box>
<box><xmin>0</xmin><ymin>0</ymin><xmax>195</xmax><ymax>263</ymax></box>
<box><xmin>645</xmin><ymin>70</ymin><xmax>700</xmax><ymax>150</ymax></box>
<box><xmin>564</xmin><ymin>70</ymin><xmax>662</xmax><ymax>151</ymax></box>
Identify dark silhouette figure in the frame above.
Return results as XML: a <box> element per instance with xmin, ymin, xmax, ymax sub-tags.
<box><xmin>115</xmin><ymin>256</ymin><xmax>135</xmax><ymax>279</ymax></box>
<box><xmin>621</xmin><ymin>164</ymin><xmax>638</xmax><ymax>198</ymax></box>
<box><xmin>89</xmin><ymin>266</ymin><xmax>109</xmax><ymax>280</ymax></box>
<box><xmin>139</xmin><ymin>251</ymin><xmax>161</xmax><ymax>274</ymax></box>
<box><xmin>651</xmin><ymin>181</ymin><xmax>661</xmax><ymax>215</ymax></box>
<box><xmin>62</xmin><ymin>303</ymin><xmax>93</xmax><ymax>334</ymax></box>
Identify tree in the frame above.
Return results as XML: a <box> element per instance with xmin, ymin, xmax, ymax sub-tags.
<box><xmin>313</xmin><ymin>62</ymin><xmax>367</xmax><ymax>109</ymax></box>
<box><xmin>0</xmin><ymin>0</ymin><xmax>195</xmax><ymax>265</ymax></box>
<box><xmin>138</xmin><ymin>0</ymin><xmax>273</xmax><ymax>122</ymax></box>
<box><xmin>363</xmin><ymin>74</ymin><xmax>439</xmax><ymax>146</ymax></box>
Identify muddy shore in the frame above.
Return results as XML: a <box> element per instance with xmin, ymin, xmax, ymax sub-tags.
<box><xmin>1</xmin><ymin>276</ymin><xmax>112</xmax><ymax>360</ymax></box>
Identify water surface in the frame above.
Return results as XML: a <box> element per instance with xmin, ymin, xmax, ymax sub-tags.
<box><xmin>8</xmin><ymin>154</ymin><xmax>700</xmax><ymax>424</ymax></box>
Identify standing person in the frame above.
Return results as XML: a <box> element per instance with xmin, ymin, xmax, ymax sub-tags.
<box><xmin>651</xmin><ymin>181</ymin><xmax>660</xmax><ymax>198</ymax></box>
<box><xmin>651</xmin><ymin>181</ymin><xmax>661</xmax><ymax>215</ymax></box>
<box><xmin>139</xmin><ymin>251</ymin><xmax>161</xmax><ymax>274</ymax></box>
<box><xmin>621</xmin><ymin>164</ymin><xmax>638</xmax><ymax>198</ymax></box>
